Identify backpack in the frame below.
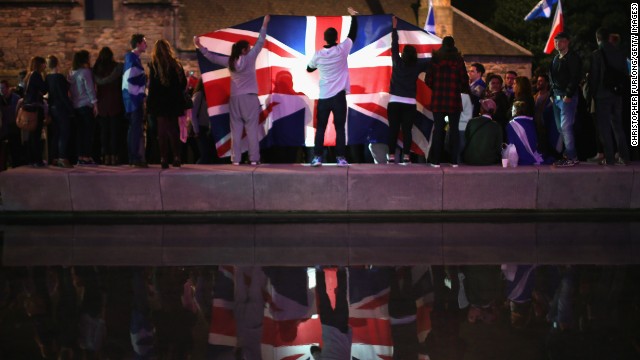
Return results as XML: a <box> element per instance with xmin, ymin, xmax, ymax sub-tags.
<box><xmin>600</xmin><ymin>49</ymin><xmax>627</xmax><ymax>95</ymax></box>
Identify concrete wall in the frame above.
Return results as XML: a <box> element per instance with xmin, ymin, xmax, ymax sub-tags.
<box><xmin>1</xmin><ymin>163</ymin><xmax>639</xmax><ymax>213</ymax></box>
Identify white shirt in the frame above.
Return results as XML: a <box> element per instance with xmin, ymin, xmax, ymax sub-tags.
<box><xmin>308</xmin><ymin>38</ymin><xmax>353</xmax><ymax>99</ymax></box>
<box><xmin>458</xmin><ymin>93</ymin><xmax>473</xmax><ymax>131</ymax></box>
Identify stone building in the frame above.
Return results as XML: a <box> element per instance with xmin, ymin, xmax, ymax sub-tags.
<box><xmin>0</xmin><ymin>0</ymin><xmax>531</xmax><ymax>85</ymax></box>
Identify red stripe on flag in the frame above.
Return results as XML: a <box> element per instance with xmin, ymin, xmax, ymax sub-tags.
<box><xmin>206</xmin><ymin>31</ymin><xmax>258</xmax><ymax>47</ymax></box>
<box><xmin>217</xmin><ymin>139</ymin><xmax>231</xmax><ymax>158</ymax></box>
<box><xmin>544</xmin><ymin>0</ymin><xmax>563</xmax><ymax>54</ymax></box>
<box><xmin>349</xmin><ymin>67</ymin><xmax>391</xmax><ymax>94</ymax></box>
<box><xmin>315</xmin><ymin>17</ymin><xmax>345</xmax><ymax>51</ymax></box>
<box><xmin>262</xmin><ymin>317</ymin><xmax>322</xmax><ymax>346</ymax></box>
<box><xmin>355</xmin><ymin>102</ymin><xmax>388</xmax><ymax>120</ymax></box>
<box><xmin>349</xmin><ymin>317</ymin><xmax>393</xmax><ymax>346</ymax></box>
<box><xmin>204</xmin><ymin>77</ymin><xmax>231</xmax><ymax>107</ymax></box>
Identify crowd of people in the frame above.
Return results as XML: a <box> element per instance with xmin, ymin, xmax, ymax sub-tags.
<box><xmin>0</xmin><ymin>13</ymin><xmax>633</xmax><ymax>171</ymax></box>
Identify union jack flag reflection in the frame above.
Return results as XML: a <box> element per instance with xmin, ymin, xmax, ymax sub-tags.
<box><xmin>207</xmin><ymin>266</ymin><xmax>434</xmax><ymax>359</ymax></box>
<box><xmin>195</xmin><ymin>15</ymin><xmax>442</xmax><ymax>159</ymax></box>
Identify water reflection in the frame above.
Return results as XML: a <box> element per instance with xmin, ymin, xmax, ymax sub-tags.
<box><xmin>0</xmin><ymin>264</ymin><xmax>639</xmax><ymax>359</ymax></box>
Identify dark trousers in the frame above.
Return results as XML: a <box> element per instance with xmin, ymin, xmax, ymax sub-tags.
<box><xmin>596</xmin><ymin>96</ymin><xmax>629</xmax><ymax>163</ymax></box>
<box><xmin>315</xmin><ymin>91</ymin><xmax>347</xmax><ymax>157</ymax></box>
<box><xmin>195</xmin><ymin>126</ymin><xmax>214</xmax><ymax>164</ymax></box>
<box><xmin>49</xmin><ymin>106</ymin><xmax>72</xmax><ymax>160</ymax></box>
<box><xmin>27</xmin><ymin>110</ymin><xmax>44</xmax><ymax>164</ymax></box>
<box><xmin>156</xmin><ymin>115</ymin><xmax>181</xmax><ymax>162</ymax></box>
<box><xmin>316</xmin><ymin>268</ymin><xmax>349</xmax><ymax>334</ymax></box>
<box><xmin>430</xmin><ymin>111</ymin><xmax>461</xmax><ymax>165</ymax></box>
<box><xmin>127</xmin><ymin>108</ymin><xmax>144</xmax><ymax>163</ymax></box>
<box><xmin>99</xmin><ymin>115</ymin><xmax>121</xmax><ymax>156</ymax></box>
<box><xmin>74</xmin><ymin>106</ymin><xmax>95</xmax><ymax>158</ymax></box>
<box><xmin>387</xmin><ymin>102</ymin><xmax>415</xmax><ymax>156</ymax></box>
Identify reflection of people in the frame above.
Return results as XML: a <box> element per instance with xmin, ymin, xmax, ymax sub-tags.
<box><xmin>194</xmin><ymin>16</ymin><xmax>270</xmax><ymax>165</ymax></box>
<box><xmin>234</xmin><ymin>267</ymin><xmax>266</xmax><ymax>360</ymax></box>
<box><xmin>307</xmin><ymin>8</ymin><xmax>359</xmax><ymax>167</ymax></box>
<box><xmin>389</xmin><ymin>267</ymin><xmax>419</xmax><ymax>359</ymax></box>
<box><xmin>316</xmin><ymin>268</ymin><xmax>352</xmax><ymax>359</ymax></box>
<box><xmin>387</xmin><ymin>16</ymin><xmax>430</xmax><ymax>164</ymax></box>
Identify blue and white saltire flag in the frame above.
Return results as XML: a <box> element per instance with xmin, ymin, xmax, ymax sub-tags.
<box><xmin>524</xmin><ymin>0</ymin><xmax>558</xmax><ymax>21</ymax></box>
<box><xmin>424</xmin><ymin>0</ymin><xmax>436</xmax><ymax>35</ymax></box>
<box><xmin>196</xmin><ymin>15</ymin><xmax>441</xmax><ymax>158</ymax></box>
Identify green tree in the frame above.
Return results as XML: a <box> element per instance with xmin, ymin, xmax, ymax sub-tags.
<box><xmin>453</xmin><ymin>0</ymin><xmax>630</xmax><ymax>74</ymax></box>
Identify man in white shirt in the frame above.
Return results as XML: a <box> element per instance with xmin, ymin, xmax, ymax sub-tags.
<box><xmin>307</xmin><ymin>8</ymin><xmax>358</xmax><ymax>167</ymax></box>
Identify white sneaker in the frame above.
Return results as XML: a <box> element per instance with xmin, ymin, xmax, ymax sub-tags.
<box><xmin>336</xmin><ymin>156</ymin><xmax>349</xmax><ymax>167</ymax></box>
<box><xmin>232</xmin><ymin>162</ymin><xmax>240</xmax><ymax>166</ymax></box>
<box><xmin>310</xmin><ymin>156</ymin><xmax>322</xmax><ymax>167</ymax></box>
<box><xmin>250</xmin><ymin>161</ymin><xmax>260</xmax><ymax>165</ymax></box>
<box><xmin>429</xmin><ymin>163</ymin><xmax>440</xmax><ymax>168</ymax></box>
<box><xmin>451</xmin><ymin>164</ymin><xmax>459</xmax><ymax>168</ymax></box>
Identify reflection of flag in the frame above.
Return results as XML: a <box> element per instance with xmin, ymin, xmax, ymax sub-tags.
<box><xmin>196</xmin><ymin>15</ymin><xmax>441</xmax><ymax>158</ymax></box>
<box><xmin>524</xmin><ymin>0</ymin><xmax>557</xmax><ymax>21</ymax></box>
<box><xmin>424</xmin><ymin>0</ymin><xmax>436</xmax><ymax>35</ymax></box>
<box><xmin>208</xmin><ymin>266</ymin><xmax>237</xmax><ymax>358</ymax></box>
<box><xmin>208</xmin><ymin>267</ymin><xmax>435</xmax><ymax>359</ymax></box>
<box><xmin>543</xmin><ymin>0</ymin><xmax>563</xmax><ymax>54</ymax></box>
<box><xmin>347</xmin><ymin>267</ymin><xmax>393</xmax><ymax>359</ymax></box>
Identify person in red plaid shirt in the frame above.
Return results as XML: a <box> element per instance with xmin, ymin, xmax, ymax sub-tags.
<box><xmin>425</xmin><ymin>36</ymin><xmax>469</xmax><ymax>167</ymax></box>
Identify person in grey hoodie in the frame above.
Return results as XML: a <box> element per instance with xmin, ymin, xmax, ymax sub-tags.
<box><xmin>194</xmin><ymin>15</ymin><xmax>270</xmax><ymax>165</ymax></box>
<box><xmin>69</xmin><ymin>50</ymin><xmax>98</xmax><ymax>165</ymax></box>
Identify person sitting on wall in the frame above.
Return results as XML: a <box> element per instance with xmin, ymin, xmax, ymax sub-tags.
<box><xmin>507</xmin><ymin>101</ymin><xmax>544</xmax><ymax>165</ymax></box>
<box><xmin>462</xmin><ymin>99</ymin><xmax>502</xmax><ymax>166</ymax></box>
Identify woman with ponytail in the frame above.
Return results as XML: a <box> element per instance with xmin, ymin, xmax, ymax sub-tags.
<box><xmin>194</xmin><ymin>15</ymin><xmax>270</xmax><ymax>165</ymax></box>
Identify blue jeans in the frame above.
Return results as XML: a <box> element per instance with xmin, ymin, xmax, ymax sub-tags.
<box><xmin>127</xmin><ymin>108</ymin><xmax>144</xmax><ymax>163</ymax></box>
<box><xmin>552</xmin><ymin>94</ymin><xmax>578</xmax><ymax>160</ymax></box>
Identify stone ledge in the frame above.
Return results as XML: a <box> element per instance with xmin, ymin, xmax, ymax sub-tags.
<box><xmin>0</xmin><ymin>163</ymin><xmax>638</xmax><ymax>213</ymax></box>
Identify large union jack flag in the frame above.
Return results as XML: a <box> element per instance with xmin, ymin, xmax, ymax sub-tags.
<box><xmin>196</xmin><ymin>15</ymin><xmax>441</xmax><ymax>159</ymax></box>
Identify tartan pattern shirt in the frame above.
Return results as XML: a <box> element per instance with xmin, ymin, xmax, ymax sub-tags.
<box><xmin>425</xmin><ymin>55</ymin><xmax>469</xmax><ymax>113</ymax></box>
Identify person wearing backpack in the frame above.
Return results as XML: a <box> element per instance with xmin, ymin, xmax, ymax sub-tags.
<box><xmin>586</xmin><ymin>27</ymin><xmax>629</xmax><ymax>166</ymax></box>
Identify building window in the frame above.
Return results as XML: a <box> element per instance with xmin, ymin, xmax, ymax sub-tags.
<box><xmin>85</xmin><ymin>0</ymin><xmax>113</xmax><ymax>20</ymax></box>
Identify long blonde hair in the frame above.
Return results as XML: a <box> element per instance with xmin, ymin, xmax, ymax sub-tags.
<box><xmin>150</xmin><ymin>39</ymin><xmax>182</xmax><ymax>87</ymax></box>
<box><xmin>23</xmin><ymin>56</ymin><xmax>46</xmax><ymax>86</ymax></box>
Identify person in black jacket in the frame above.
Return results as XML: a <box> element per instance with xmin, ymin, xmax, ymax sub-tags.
<box><xmin>585</xmin><ymin>27</ymin><xmax>629</xmax><ymax>166</ymax></box>
<box><xmin>46</xmin><ymin>55</ymin><xmax>75</xmax><ymax>168</ymax></box>
<box><xmin>147</xmin><ymin>39</ymin><xmax>188</xmax><ymax>169</ymax></box>
<box><xmin>386</xmin><ymin>16</ymin><xmax>430</xmax><ymax>164</ymax></box>
<box><xmin>548</xmin><ymin>31</ymin><xmax>582</xmax><ymax>167</ymax></box>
